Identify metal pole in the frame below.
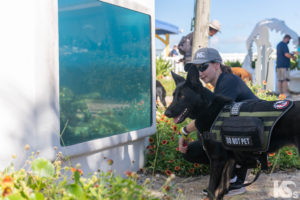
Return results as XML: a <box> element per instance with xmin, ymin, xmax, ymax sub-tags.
<box><xmin>192</xmin><ymin>0</ymin><xmax>210</xmax><ymax>59</ymax></box>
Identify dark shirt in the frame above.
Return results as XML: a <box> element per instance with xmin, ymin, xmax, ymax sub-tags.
<box><xmin>214</xmin><ymin>73</ymin><xmax>258</xmax><ymax>102</ymax></box>
<box><xmin>178</xmin><ymin>32</ymin><xmax>193</xmax><ymax>63</ymax></box>
<box><xmin>276</xmin><ymin>41</ymin><xmax>290</xmax><ymax>68</ymax></box>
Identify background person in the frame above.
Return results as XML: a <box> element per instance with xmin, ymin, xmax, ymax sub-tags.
<box><xmin>178</xmin><ymin>47</ymin><xmax>258</xmax><ymax>196</ymax></box>
<box><xmin>297</xmin><ymin>37</ymin><xmax>300</xmax><ymax>69</ymax></box>
<box><xmin>178</xmin><ymin>20</ymin><xmax>221</xmax><ymax>65</ymax></box>
<box><xmin>169</xmin><ymin>45</ymin><xmax>179</xmax><ymax>57</ymax></box>
<box><xmin>276</xmin><ymin>34</ymin><xmax>296</xmax><ymax>96</ymax></box>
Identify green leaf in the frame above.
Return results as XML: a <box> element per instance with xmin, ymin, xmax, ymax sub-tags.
<box><xmin>5</xmin><ymin>193</ymin><xmax>25</xmax><ymax>200</ymax></box>
<box><xmin>74</xmin><ymin>170</ymin><xmax>80</xmax><ymax>185</ymax></box>
<box><xmin>31</xmin><ymin>158</ymin><xmax>55</xmax><ymax>178</ymax></box>
<box><xmin>29</xmin><ymin>193</ymin><xmax>44</xmax><ymax>200</ymax></box>
<box><xmin>65</xmin><ymin>184</ymin><xmax>84</xmax><ymax>199</ymax></box>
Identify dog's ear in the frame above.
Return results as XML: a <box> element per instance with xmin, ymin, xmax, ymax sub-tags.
<box><xmin>186</xmin><ymin>65</ymin><xmax>202</xmax><ymax>87</ymax></box>
<box><xmin>171</xmin><ymin>71</ymin><xmax>185</xmax><ymax>86</ymax></box>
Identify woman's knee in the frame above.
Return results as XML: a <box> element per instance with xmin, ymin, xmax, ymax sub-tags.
<box><xmin>181</xmin><ymin>141</ymin><xmax>210</xmax><ymax>164</ymax></box>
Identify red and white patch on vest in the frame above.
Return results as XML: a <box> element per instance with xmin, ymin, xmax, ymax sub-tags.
<box><xmin>273</xmin><ymin>100</ymin><xmax>289</xmax><ymax>110</ymax></box>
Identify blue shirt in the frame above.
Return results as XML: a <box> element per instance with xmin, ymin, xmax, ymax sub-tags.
<box><xmin>214</xmin><ymin>73</ymin><xmax>258</xmax><ymax>102</ymax></box>
<box><xmin>169</xmin><ymin>49</ymin><xmax>178</xmax><ymax>56</ymax></box>
<box><xmin>298</xmin><ymin>46</ymin><xmax>300</xmax><ymax>69</ymax></box>
<box><xmin>276</xmin><ymin>41</ymin><xmax>290</xmax><ymax>68</ymax></box>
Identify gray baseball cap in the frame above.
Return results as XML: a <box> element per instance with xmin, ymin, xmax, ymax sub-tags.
<box><xmin>184</xmin><ymin>48</ymin><xmax>222</xmax><ymax>72</ymax></box>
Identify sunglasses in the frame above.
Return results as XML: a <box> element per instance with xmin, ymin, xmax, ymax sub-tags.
<box><xmin>196</xmin><ymin>62</ymin><xmax>215</xmax><ymax>72</ymax></box>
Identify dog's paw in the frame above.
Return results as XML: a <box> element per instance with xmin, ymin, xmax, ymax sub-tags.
<box><xmin>201</xmin><ymin>197</ymin><xmax>210</xmax><ymax>200</ymax></box>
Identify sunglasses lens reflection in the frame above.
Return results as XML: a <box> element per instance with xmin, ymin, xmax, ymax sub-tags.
<box><xmin>198</xmin><ymin>63</ymin><xmax>209</xmax><ymax>72</ymax></box>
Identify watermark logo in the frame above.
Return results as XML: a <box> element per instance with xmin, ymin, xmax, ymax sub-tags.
<box><xmin>273</xmin><ymin>180</ymin><xmax>298</xmax><ymax>199</ymax></box>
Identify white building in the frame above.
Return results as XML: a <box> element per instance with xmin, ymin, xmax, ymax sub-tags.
<box><xmin>0</xmin><ymin>0</ymin><xmax>156</xmax><ymax>175</ymax></box>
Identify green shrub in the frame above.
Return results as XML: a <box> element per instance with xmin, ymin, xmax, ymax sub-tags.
<box><xmin>224</xmin><ymin>60</ymin><xmax>242</xmax><ymax>67</ymax></box>
<box><xmin>247</xmin><ymin>82</ymin><xmax>278</xmax><ymax>101</ymax></box>
<box><xmin>145</xmin><ymin>106</ymin><xmax>209</xmax><ymax>177</ymax></box>
<box><xmin>156</xmin><ymin>57</ymin><xmax>172</xmax><ymax>78</ymax></box>
<box><xmin>268</xmin><ymin>146</ymin><xmax>300</xmax><ymax>171</ymax></box>
<box><xmin>291</xmin><ymin>55</ymin><xmax>300</xmax><ymax>70</ymax></box>
<box><xmin>1</xmin><ymin>151</ymin><xmax>168</xmax><ymax>200</ymax></box>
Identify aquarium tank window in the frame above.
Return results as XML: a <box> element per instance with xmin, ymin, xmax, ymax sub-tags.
<box><xmin>58</xmin><ymin>0</ymin><xmax>152</xmax><ymax>146</ymax></box>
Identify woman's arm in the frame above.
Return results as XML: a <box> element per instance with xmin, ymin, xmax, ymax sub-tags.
<box><xmin>178</xmin><ymin>120</ymin><xmax>197</xmax><ymax>153</ymax></box>
<box><xmin>185</xmin><ymin>120</ymin><xmax>197</xmax><ymax>133</ymax></box>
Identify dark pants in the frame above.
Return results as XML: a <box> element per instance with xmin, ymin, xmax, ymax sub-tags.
<box><xmin>182</xmin><ymin>140</ymin><xmax>210</xmax><ymax>164</ymax></box>
<box><xmin>182</xmin><ymin>140</ymin><xmax>247</xmax><ymax>183</ymax></box>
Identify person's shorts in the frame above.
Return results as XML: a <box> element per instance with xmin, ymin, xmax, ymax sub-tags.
<box><xmin>276</xmin><ymin>68</ymin><xmax>290</xmax><ymax>81</ymax></box>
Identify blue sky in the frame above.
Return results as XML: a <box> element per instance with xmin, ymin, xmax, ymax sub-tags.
<box><xmin>155</xmin><ymin>0</ymin><xmax>300</xmax><ymax>53</ymax></box>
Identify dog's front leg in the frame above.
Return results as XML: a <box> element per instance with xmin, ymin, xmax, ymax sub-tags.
<box><xmin>206</xmin><ymin>159</ymin><xmax>226</xmax><ymax>200</ymax></box>
<box><xmin>215</xmin><ymin>159</ymin><xmax>235</xmax><ymax>199</ymax></box>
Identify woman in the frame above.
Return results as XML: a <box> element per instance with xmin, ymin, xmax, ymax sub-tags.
<box><xmin>179</xmin><ymin>47</ymin><xmax>258</xmax><ymax>196</ymax></box>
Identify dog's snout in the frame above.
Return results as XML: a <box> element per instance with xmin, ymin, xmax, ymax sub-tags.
<box><xmin>164</xmin><ymin>109</ymin><xmax>172</xmax><ymax>117</ymax></box>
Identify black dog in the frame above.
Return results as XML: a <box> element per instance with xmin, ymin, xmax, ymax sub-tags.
<box><xmin>165</xmin><ymin>66</ymin><xmax>300</xmax><ymax>200</ymax></box>
<box><xmin>156</xmin><ymin>80</ymin><xmax>167</xmax><ymax>107</ymax></box>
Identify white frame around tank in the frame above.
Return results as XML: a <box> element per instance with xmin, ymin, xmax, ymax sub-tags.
<box><xmin>58</xmin><ymin>0</ymin><xmax>156</xmax><ymax>158</ymax></box>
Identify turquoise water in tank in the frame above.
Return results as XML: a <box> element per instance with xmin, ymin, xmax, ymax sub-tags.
<box><xmin>58</xmin><ymin>0</ymin><xmax>152</xmax><ymax>146</ymax></box>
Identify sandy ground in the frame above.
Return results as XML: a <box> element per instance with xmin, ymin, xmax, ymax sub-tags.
<box><xmin>139</xmin><ymin>170</ymin><xmax>300</xmax><ymax>200</ymax></box>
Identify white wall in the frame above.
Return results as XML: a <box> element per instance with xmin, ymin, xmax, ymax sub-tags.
<box><xmin>0</xmin><ymin>0</ymin><xmax>155</xmax><ymax>176</ymax></box>
<box><xmin>0</xmin><ymin>0</ymin><xmax>59</xmax><ymax>167</ymax></box>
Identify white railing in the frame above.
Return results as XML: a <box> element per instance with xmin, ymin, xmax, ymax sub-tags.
<box><xmin>156</xmin><ymin>48</ymin><xmax>185</xmax><ymax>73</ymax></box>
<box><xmin>220</xmin><ymin>53</ymin><xmax>246</xmax><ymax>63</ymax></box>
<box><xmin>164</xmin><ymin>56</ymin><xmax>185</xmax><ymax>73</ymax></box>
